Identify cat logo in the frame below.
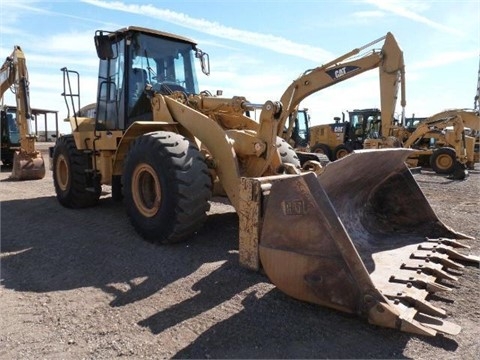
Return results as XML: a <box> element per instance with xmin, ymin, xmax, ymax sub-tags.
<box><xmin>326</xmin><ymin>65</ymin><xmax>361</xmax><ymax>80</ymax></box>
<box><xmin>335</xmin><ymin>67</ymin><xmax>347</xmax><ymax>79</ymax></box>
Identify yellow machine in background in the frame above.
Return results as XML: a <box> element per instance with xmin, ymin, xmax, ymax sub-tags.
<box><xmin>0</xmin><ymin>46</ymin><xmax>45</xmax><ymax>180</ymax></box>
<box><xmin>401</xmin><ymin>109</ymin><xmax>480</xmax><ymax>173</ymax></box>
<box><xmin>282</xmin><ymin>40</ymin><xmax>477</xmax><ymax>179</ymax></box>
<box><xmin>50</xmin><ymin>27</ymin><xmax>478</xmax><ymax>336</ymax></box>
<box><xmin>293</xmin><ymin>108</ymin><xmax>381</xmax><ymax>160</ymax></box>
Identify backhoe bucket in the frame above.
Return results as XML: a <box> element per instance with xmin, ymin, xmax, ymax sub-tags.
<box><xmin>11</xmin><ymin>150</ymin><xmax>46</xmax><ymax>180</ymax></box>
<box><xmin>245</xmin><ymin>149</ymin><xmax>478</xmax><ymax>337</ymax></box>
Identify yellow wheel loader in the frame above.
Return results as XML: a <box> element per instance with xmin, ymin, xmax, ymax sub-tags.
<box><xmin>0</xmin><ymin>46</ymin><xmax>45</xmax><ymax>180</ymax></box>
<box><xmin>51</xmin><ymin>27</ymin><xmax>478</xmax><ymax>337</ymax></box>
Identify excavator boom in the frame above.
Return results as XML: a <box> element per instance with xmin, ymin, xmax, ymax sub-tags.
<box><xmin>278</xmin><ymin>32</ymin><xmax>405</xmax><ymax>143</ymax></box>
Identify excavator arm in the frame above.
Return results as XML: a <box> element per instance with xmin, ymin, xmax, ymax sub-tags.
<box><xmin>0</xmin><ymin>55</ymin><xmax>16</xmax><ymax>96</ymax></box>
<box><xmin>271</xmin><ymin>32</ymin><xmax>406</xmax><ymax>143</ymax></box>
<box><xmin>0</xmin><ymin>46</ymin><xmax>45</xmax><ymax>180</ymax></box>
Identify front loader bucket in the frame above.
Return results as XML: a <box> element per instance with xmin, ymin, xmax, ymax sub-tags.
<box><xmin>257</xmin><ymin>149</ymin><xmax>478</xmax><ymax>336</ymax></box>
<box><xmin>10</xmin><ymin>150</ymin><xmax>46</xmax><ymax>180</ymax></box>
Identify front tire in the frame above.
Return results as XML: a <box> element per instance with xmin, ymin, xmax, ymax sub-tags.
<box><xmin>333</xmin><ymin>144</ymin><xmax>351</xmax><ymax>160</ymax></box>
<box><xmin>430</xmin><ymin>147</ymin><xmax>457</xmax><ymax>174</ymax></box>
<box><xmin>123</xmin><ymin>131</ymin><xmax>212</xmax><ymax>244</ymax></box>
<box><xmin>311</xmin><ymin>143</ymin><xmax>332</xmax><ymax>161</ymax></box>
<box><xmin>52</xmin><ymin>135</ymin><xmax>101</xmax><ymax>208</ymax></box>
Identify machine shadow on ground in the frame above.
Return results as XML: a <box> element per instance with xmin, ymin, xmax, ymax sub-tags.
<box><xmin>0</xmin><ymin>188</ymin><xmax>465</xmax><ymax>358</ymax></box>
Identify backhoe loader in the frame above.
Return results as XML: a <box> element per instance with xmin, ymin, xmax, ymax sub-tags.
<box><xmin>50</xmin><ymin>27</ymin><xmax>478</xmax><ymax>337</ymax></box>
<box><xmin>401</xmin><ymin>109</ymin><xmax>479</xmax><ymax>173</ymax></box>
<box><xmin>0</xmin><ymin>45</ymin><xmax>45</xmax><ymax>180</ymax></box>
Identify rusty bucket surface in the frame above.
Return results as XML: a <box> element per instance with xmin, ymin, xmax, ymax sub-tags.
<box><xmin>11</xmin><ymin>150</ymin><xmax>46</xmax><ymax>180</ymax></box>
<box><xmin>258</xmin><ymin>149</ymin><xmax>478</xmax><ymax>336</ymax></box>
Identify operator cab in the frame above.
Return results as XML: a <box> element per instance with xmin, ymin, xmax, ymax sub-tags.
<box><xmin>348</xmin><ymin>108</ymin><xmax>381</xmax><ymax>142</ymax></box>
<box><xmin>0</xmin><ymin>108</ymin><xmax>20</xmax><ymax>165</ymax></box>
<box><xmin>93</xmin><ymin>26</ymin><xmax>209</xmax><ymax>130</ymax></box>
<box><xmin>290</xmin><ymin>109</ymin><xmax>310</xmax><ymax>148</ymax></box>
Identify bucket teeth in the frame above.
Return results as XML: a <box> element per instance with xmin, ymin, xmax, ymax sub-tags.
<box><xmin>418</xmin><ymin>244</ymin><xmax>480</xmax><ymax>264</ymax></box>
<box><xmin>387</xmin><ymin>293</ymin><xmax>446</xmax><ymax>317</ymax></box>
<box><xmin>400</xmin><ymin>262</ymin><xmax>458</xmax><ymax>282</ymax></box>
<box><xmin>411</xmin><ymin>250</ymin><xmax>465</xmax><ymax>270</ymax></box>
<box><xmin>413</xmin><ymin>313</ymin><xmax>462</xmax><ymax>336</ymax></box>
<box><xmin>380</xmin><ymin>282</ymin><xmax>447</xmax><ymax>317</ymax></box>
<box><xmin>405</xmin><ymin>297</ymin><xmax>446</xmax><ymax>318</ymax></box>
<box><xmin>426</xmin><ymin>237</ymin><xmax>471</xmax><ymax>249</ymax></box>
<box><xmin>388</xmin><ymin>274</ymin><xmax>452</xmax><ymax>293</ymax></box>
<box><xmin>372</xmin><ymin>237</ymin><xmax>477</xmax><ymax>335</ymax></box>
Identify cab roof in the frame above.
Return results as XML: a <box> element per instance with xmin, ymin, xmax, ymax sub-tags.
<box><xmin>112</xmin><ymin>26</ymin><xmax>197</xmax><ymax>46</ymax></box>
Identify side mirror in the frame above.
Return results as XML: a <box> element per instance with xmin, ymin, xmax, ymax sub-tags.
<box><xmin>196</xmin><ymin>48</ymin><xmax>210</xmax><ymax>76</ymax></box>
<box><xmin>94</xmin><ymin>32</ymin><xmax>114</xmax><ymax>60</ymax></box>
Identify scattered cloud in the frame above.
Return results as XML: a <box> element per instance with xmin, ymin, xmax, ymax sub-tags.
<box><xmin>364</xmin><ymin>0</ymin><xmax>465</xmax><ymax>36</ymax></box>
<box><xmin>409</xmin><ymin>49</ymin><xmax>479</xmax><ymax>70</ymax></box>
<box><xmin>351</xmin><ymin>10</ymin><xmax>385</xmax><ymax>18</ymax></box>
<box><xmin>1</xmin><ymin>0</ymin><xmax>476</xmax><ymax>130</ymax></box>
<box><xmin>82</xmin><ymin>0</ymin><xmax>334</xmax><ymax>62</ymax></box>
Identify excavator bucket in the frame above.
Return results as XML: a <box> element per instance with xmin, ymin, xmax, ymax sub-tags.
<box><xmin>11</xmin><ymin>150</ymin><xmax>46</xmax><ymax>180</ymax></box>
<box><xmin>240</xmin><ymin>148</ymin><xmax>478</xmax><ymax>337</ymax></box>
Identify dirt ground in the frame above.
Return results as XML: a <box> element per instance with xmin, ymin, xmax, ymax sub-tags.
<box><xmin>1</xmin><ymin>146</ymin><xmax>479</xmax><ymax>359</ymax></box>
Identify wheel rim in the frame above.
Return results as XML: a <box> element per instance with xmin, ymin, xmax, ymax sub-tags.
<box><xmin>436</xmin><ymin>154</ymin><xmax>453</xmax><ymax>171</ymax></box>
<box><xmin>336</xmin><ymin>149</ymin><xmax>349</xmax><ymax>159</ymax></box>
<box><xmin>132</xmin><ymin>163</ymin><xmax>162</xmax><ymax>218</ymax></box>
<box><xmin>56</xmin><ymin>154</ymin><xmax>69</xmax><ymax>191</ymax></box>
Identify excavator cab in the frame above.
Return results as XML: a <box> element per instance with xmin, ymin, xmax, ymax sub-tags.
<box><xmin>288</xmin><ymin>108</ymin><xmax>310</xmax><ymax>149</ymax></box>
<box><xmin>0</xmin><ymin>108</ymin><xmax>20</xmax><ymax>165</ymax></box>
<box><xmin>348</xmin><ymin>108</ymin><xmax>382</xmax><ymax>142</ymax></box>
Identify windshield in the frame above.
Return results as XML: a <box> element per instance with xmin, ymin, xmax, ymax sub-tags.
<box><xmin>3</xmin><ymin>111</ymin><xmax>20</xmax><ymax>144</ymax></box>
<box><xmin>129</xmin><ymin>32</ymin><xmax>199</xmax><ymax>95</ymax></box>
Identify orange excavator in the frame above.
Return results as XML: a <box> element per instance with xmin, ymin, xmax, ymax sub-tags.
<box><xmin>0</xmin><ymin>45</ymin><xmax>45</xmax><ymax>180</ymax></box>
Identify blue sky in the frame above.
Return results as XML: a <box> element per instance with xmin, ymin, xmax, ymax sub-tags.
<box><xmin>1</xmin><ymin>0</ymin><xmax>479</xmax><ymax>134</ymax></box>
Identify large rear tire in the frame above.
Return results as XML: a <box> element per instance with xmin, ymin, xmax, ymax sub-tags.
<box><xmin>430</xmin><ymin>147</ymin><xmax>456</xmax><ymax>174</ymax></box>
<box><xmin>123</xmin><ymin>131</ymin><xmax>212</xmax><ymax>244</ymax></box>
<box><xmin>52</xmin><ymin>135</ymin><xmax>101</xmax><ymax>208</ymax></box>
